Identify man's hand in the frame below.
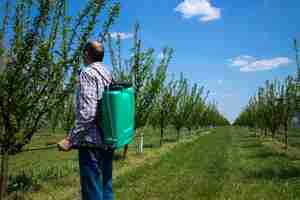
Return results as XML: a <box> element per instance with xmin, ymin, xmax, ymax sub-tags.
<box><xmin>57</xmin><ymin>137</ymin><xmax>72</xmax><ymax>152</ymax></box>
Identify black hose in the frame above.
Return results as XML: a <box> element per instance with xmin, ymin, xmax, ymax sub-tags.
<box><xmin>20</xmin><ymin>143</ymin><xmax>115</xmax><ymax>153</ymax></box>
<box><xmin>21</xmin><ymin>145</ymin><xmax>58</xmax><ymax>153</ymax></box>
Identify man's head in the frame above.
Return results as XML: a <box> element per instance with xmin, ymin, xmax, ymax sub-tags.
<box><xmin>83</xmin><ymin>41</ymin><xmax>104</xmax><ymax>66</ymax></box>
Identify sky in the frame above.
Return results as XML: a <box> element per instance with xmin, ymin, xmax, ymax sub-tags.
<box><xmin>104</xmin><ymin>0</ymin><xmax>299</xmax><ymax>123</ymax></box>
<box><xmin>3</xmin><ymin>0</ymin><xmax>300</xmax><ymax>123</ymax></box>
<box><xmin>108</xmin><ymin>0</ymin><xmax>300</xmax><ymax>123</ymax></box>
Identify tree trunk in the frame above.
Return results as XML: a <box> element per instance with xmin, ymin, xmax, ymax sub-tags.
<box><xmin>271</xmin><ymin>127</ymin><xmax>276</xmax><ymax>138</ymax></box>
<box><xmin>160</xmin><ymin>125</ymin><xmax>164</xmax><ymax>147</ymax></box>
<box><xmin>122</xmin><ymin>144</ymin><xmax>129</xmax><ymax>159</ymax></box>
<box><xmin>176</xmin><ymin>128</ymin><xmax>180</xmax><ymax>141</ymax></box>
<box><xmin>52</xmin><ymin>127</ymin><xmax>56</xmax><ymax>135</ymax></box>
<box><xmin>160</xmin><ymin>110</ymin><xmax>164</xmax><ymax>147</ymax></box>
<box><xmin>271</xmin><ymin>131</ymin><xmax>275</xmax><ymax>138</ymax></box>
<box><xmin>0</xmin><ymin>150</ymin><xmax>9</xmax><ymax>200</ymax></box>
<box><xmin>264</xmin><ymin>128</ymin><xmax>267</xmax><ymax>137</ymax></box>
<box><xmin>284</xmin><ymin>123</ymin><xmax>288</xmax><ymax>149</ymax></box>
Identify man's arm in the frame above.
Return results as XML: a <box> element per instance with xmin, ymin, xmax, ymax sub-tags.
<box><xmin>68</xmin><ymin>70</ymin><xmax>99</xmax><ymax>144</ymax></box>
<box><xmin>58</xmin><ymin>70</ymin><xmax>99</xmax><ymax>151</ymax></box>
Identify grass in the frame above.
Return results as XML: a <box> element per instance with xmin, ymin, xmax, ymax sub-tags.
<box><xmin>220</xmin><ymin>129</ymin><xmax>300</xmax><ymax>200</ymax></box>
<box><xmin>113</xmin><ymin>127</ymin><xmax>300</xmax><ymax>199</ymax></box>
<box><xmin>8</xmin><ymin>126</ymin><xmax>300</xmax><ymax>199</ymax></box>
<box><xmin>114</xmin><ymin>128</ymin><xmax>225</xmax><ymax>200</ymax></box>
<box><xmin>8</xmin><ymin>126</ymin><xmax>205</xmax><ymax>199</ymax></box>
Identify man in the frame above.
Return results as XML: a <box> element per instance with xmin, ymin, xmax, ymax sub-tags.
<box><xmin>58</xmin><ymin>41</ymin><xmax>114</xmax><ymax>200</ymax></box>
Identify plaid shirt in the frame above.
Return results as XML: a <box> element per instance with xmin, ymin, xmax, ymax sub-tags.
<box><xmin>68</xmin><ymin>62</ymin><xmax>112</xmax><ymax>147</ymax></box>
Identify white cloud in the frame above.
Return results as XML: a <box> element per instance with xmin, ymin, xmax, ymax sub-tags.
<box><xmin>175</xmin><ymin>0</ymin><xmax>221</xmax><ymax>22</ymax></box>
<box><xmin>230</xmin><ymin>55</ymin><xmax>255</xmax><ymax>67</ymax></box>
<box><xmin>229</xmin><ymin>55</ymin><xmax>291</xmax><ymax>72</ymax></box>
<box><xmin>110</xmin><ymin>32</ymin><xmax>133</xmax><ymax>40</ymax></box>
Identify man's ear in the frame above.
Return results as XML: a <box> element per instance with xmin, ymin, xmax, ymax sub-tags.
<box><xmin>84</xmin><ymin>51</ymin><xmax>89</xmax><ymax>58</ymax></box>
<box><xmin>83</xmin><ymin>51</ymin><xmax>90</xmax><ymax>64</ymax></box>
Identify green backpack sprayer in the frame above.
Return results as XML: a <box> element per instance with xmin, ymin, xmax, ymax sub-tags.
<box><xmin>92</xmin><ymin>66</ymin><xmax>135</xmax><ymax>150</ymax></box>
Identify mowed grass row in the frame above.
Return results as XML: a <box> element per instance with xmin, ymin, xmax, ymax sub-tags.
<box><xmin>113</xmin><ymin>127</ymin><xmax>300</xmax><ymax>200</ymax></box>
<box><xmin>8</xmin><ymin>127</ymin><xmax>206</xmax><ymax>199</ymax></box>
<box><xmin>114</xmin><ymin>127</ymin><xmax>230</xmax><ymax>199</ymax></box>
<box><xmin>220</xmin><ymin>128</ymin><xmax>300</xmax><ymax>200</ymax></box>
<box><xmin>9</xmin><ymin>127</ymin><xmax>300</xmax><ymax>199</ymax></box>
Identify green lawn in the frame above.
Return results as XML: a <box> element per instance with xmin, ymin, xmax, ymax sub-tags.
<box><xmin>8</xmin><ymin>127</ymin><xmax>202</xmax><ymax>199</ymax></box>
<box><xmin>8</xmin><ymin>127</ymin><xmax>300</xmax><ymax>199</ymax></box>
<box><xmin>114</xmin><ymin>127</ymin><xmax>300</xmax><ymax>199</ymax></box>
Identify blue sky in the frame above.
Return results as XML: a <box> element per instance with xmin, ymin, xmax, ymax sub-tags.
<box><xmin>2</xmin><ymin>0</ymin><xmax>299</xmax><ymax>122</ymax></box>
<box><xmin>101</xmin><ymin>0</ymin><xmax>299</xmax><ymax>122</ymax></box>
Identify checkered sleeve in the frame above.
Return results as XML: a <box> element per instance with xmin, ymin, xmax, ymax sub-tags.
<box><xmin>68</xmin><ymin>70</ymin><xmax>98</xmax><ymax>145</ymax></box>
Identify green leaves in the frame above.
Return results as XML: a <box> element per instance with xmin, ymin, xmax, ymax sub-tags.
<box><xmin>0</xmin><ymin>0</ymin><xmax>120</xmax><ymax>154</ymax></box>
<box><xmin>108</xmin><ymin>23</ymin><xmax>175</xmax><ymax>130</ymax></box>
<box><xmin>234</xmin><ymin>75</ymin><xmax>299</xmax><ymax>138</ymax></box>
<box><xmin>105</xmin><ymin>23</ymin><xmax>229</xmax><ymax>145</ymax></box>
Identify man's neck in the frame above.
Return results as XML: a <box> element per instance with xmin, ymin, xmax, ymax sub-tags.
<box><xmin>88</xmin><ymin>61</ymin><xmax>103</xmax><ymax>67</ymax></box>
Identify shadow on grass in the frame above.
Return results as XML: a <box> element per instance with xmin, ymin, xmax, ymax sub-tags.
<box><xmin>245</xmin><ymin>165</ymin><xmax>300</xmax><ymax>180</ymax></box>
<box><xmin>288</xmin><ymin>141</ymin><xmax>300</xmax><ymax>149</ymax></box>
<box><xmin>243</xmin><ymin>134</ymin><xmax>258</xmax><ymax>138</ymax></box>
<box><xmin>237</xmin><ymin>130</ymin><xmax>300</xmax><ymax>181</ymax></box>
<box><xmin>143</xmin><ymin>144</ymin><xmax>157</xmax><ymax>148</ymax></box>
<box><xmin>8</xmin><ymin>173</ymin><xmax>42</xmax><ymax>194</ymax></box>
<box><xmin>239</xmin><ymin>142</ymin><xmax>263</xmax><ymax>149</ymax></box>
<box><xmin>247</xmin><ymin>150</ymin><xmax>288</xmax><ymax>160</ymax></box>
<box><xmin>288</xmin><ymin>133</ymin><xmax>300</xmax><ymax>138</ymax></box>
<box><xmin>237</xmin><ymin>135</ymin><xmax>258</xmax><ymax>141</ymax></box>
<box><xmin>113</xmin><ymin>144</ymin><xmax>161</xmax><ymax>161</ymax></box>
<box><xmin>113</xmin><ymin>153</ymin><xmax>124</xmax><ymax>161</ymax></box>
<box><xmin>162</xmin><ymin>138</ymin><xmax>177</xmax><ymax>143</ymax></box>
<box><xmin>139</xmin><ymin>138</ymin><xmax>178</xmax><ymax>149</ymax></box>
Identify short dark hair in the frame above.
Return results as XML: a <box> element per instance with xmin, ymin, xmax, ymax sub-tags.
<box><xmin>83</xmin><ymin>41</ymin><xmax>104</xmax><ymax>62</ymax></box>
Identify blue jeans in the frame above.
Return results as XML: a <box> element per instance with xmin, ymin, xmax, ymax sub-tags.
<box><xmin>79</xmin><ymin>148</ymin><xmax>114</xmax><ymax>200</ymax></box>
